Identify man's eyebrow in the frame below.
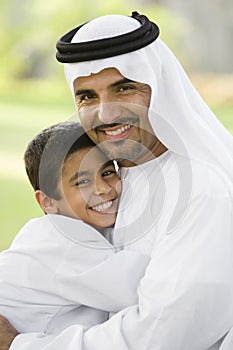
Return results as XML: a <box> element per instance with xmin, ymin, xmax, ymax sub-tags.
<box><xmin>69</xmin><ymin>170</ymin><xmax>89</xmax><ymax>183</ymax></box>
<box><xmin>109</xmin><ymin>78</ymin><xmax>135</xmax><ymax>89</ymax></box>
<box><xmin>74</xmin><ymin>89</ymin><xmax>95</xmax><ymax>97</ymax></box>
<box><xmin>74</xmin><ymin>79</ymin><xmax>135</xmax><ymax>96</ymax></box>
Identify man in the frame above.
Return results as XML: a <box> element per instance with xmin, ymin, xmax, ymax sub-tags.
<box><xmin>1</xmin><ymin>11</ymin><xmax>233</xmax><ymax>350</ymax></box>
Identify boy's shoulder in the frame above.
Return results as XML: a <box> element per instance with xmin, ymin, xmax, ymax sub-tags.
<box><xmin>9</xmin><ymin>215</ymin><xmax>56</xmax><ymax>248</ymax></box>
<box><xmin>11</xmin><ymin>214</ymin><xmax>113</xmax><ymax>250</ymax></box>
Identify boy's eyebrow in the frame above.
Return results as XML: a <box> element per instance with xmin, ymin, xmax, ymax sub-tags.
<box><xmin>102</xmin><ymin>160</ymin><xmax>114</xmax><ymax>168</ymax></box>
<box><xmin>69</xmin><ymin>170</ymin><xmax>89</xmax><ymax>183</ymax></box>
<box><xmin>74</xmin><ymin>78</ymin><xmax>135</xmax><ymax>96</ymax></box>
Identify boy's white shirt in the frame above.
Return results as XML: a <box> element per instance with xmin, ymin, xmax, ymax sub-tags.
<box><xmin>0</xmin><ymin>214</ymin><xmax>149</xmax><ymax>334</ymax></box>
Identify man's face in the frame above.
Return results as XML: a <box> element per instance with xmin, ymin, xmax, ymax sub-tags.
<box><xmin>73</xmin><ymin>68</ymin><xmax>156</xmax><ymax>163</ymax></box>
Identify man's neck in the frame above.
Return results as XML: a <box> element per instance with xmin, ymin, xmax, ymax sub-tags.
<box><xmin>118</xmin><ymin>140</ymin><xmax>168</xmax><ymax>167</ymax></box>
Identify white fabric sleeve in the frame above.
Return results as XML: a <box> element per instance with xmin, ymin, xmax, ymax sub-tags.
<box><xmin>10</xmin><ymin>193</ymin><xmax>233</xmax><ymax>350</ymax></box>
<box><xmin>218</xmin><ymin>326</ymin><xmax>233</xmax><ymax>350</ymax></box>
<box><xmin>56</xmin><ymin>249</ymin><xmax>150</xmax><ymax>312</ymax></box>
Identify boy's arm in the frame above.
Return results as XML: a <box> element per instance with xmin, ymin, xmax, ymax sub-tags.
<box><xmin>50</xmin><ymin>214</ymin><xmax>150</xmax><ymax>312</ymax></box>
<box><xmin>56</xmin><ymin>249</ymin><xmax>149</xmax><ymax>312</ymax></box>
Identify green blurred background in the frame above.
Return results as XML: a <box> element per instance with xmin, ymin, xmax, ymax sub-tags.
<box><xmin>1</xmin><ymin>0</ymin><xmax>233</xmax><ymax>251</ymax></box>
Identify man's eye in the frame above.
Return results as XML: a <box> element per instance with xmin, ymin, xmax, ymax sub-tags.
<box><xmin>81</xmin><ymin>94</ymin><xmax>91</xmax><ymax>101</ymax></box>
<box><xmin>81</xmin><ymin>92</ymin><xmax>97</xmax><ymax>101</ymax></box>
<box><xmin>118</xmin><ymin>85</ymin><xmax>135</xmax><ymax>92</ymax></box>
<box><xmin>76</xmin><ymin>93</ymin><xmax>97</xmax><ymax>107</ymax></box>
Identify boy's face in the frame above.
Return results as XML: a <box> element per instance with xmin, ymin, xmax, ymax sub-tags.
<box><xmin>56</xmin><ymin>146</ymin><xmax>121</xmax><ymax>228</ymax></box>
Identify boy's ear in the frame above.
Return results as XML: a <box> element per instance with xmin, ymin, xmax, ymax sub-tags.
<box><xmin>35</xmin><ymin>190</ymin><xmax>59</xmax><ymax>214</ymax></box>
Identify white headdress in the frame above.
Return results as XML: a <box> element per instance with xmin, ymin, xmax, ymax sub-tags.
<box><xmin>64</xmin><ymin>14</ymin><xmax>233</xmax><ymax>191</ymax></box>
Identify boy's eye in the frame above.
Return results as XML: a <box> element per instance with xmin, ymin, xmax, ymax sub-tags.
<box><xmin>102</xmin><ymin>169</ymin><xmax>116</xmax><ymax>177</ymax></box>
<box><xmin>75</xmin><ymin>178</ymin><xmax>91</xmax><ymax>186</ymax></box>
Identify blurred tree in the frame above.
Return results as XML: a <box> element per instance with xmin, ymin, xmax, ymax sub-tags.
<box><xmin>0</xmin><ymin>0</ymin><xmax>185</xmax><ymax>81</ymax></box>
<box><xmin>150</xmin><ymin>0</ymin><xmax>233</xmax><ymax>73</ymax></box>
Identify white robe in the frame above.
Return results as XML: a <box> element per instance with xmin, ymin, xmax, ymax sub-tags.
<box><xmin>10</xmin><ymin>151</ymin><xmax>233</xmax><ymax>349</ymax></box>
<box><xmin>9</xmin><ymin>12</ymin><xmax>233</xmax><ymax>350</ymax></box>
<box><xmin>0</xmin><ymin>214</ymin><xmax>149</xmax><ymax>334</ymax></box>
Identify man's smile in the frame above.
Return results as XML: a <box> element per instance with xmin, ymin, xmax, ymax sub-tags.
<box><xmin>93</xmin><ymin>115</ymin><xmax>139</xmax><ymax>141</ymax></box>
<box><xmin>97</xmin><ymin>123</ymin><xmax>135</xmax><ymax>141</ymax></box>
<box><xmin>104</xmin><ymin>124</ymin><xmax>132</xmax><ymax>136</ymax></box>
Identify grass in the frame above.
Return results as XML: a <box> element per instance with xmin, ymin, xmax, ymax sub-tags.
<box><xmin>0</xmin><ymin>86</ymin><xmax>76</xmax><ymax>251</ymax></box>
<box><xmin>0</xmin><ymin>79</ymin><xmax>233</xmax><ymax>251</ymax></box>
<box><xmin>212</xmin><ymin>104</ymin><xmax>233</xmax><ymax>133</ymax></box>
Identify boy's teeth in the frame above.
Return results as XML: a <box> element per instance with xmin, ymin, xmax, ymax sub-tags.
<box><xmin>92</xmin><ymin>201</ymin><xmax>113</xmax><ymax>212</ymax></box>
<box><xmin>105</xmin><ymin>124</ymin><xmax>131</xmax><ymax>136</ymax></box>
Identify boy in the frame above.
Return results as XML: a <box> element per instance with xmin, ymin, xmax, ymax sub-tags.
<box><xmin>0</xmin><ymin>121</ymin><xmax>149</xmax><ymax>335</ymax></box>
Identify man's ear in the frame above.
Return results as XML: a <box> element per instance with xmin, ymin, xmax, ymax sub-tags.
<box><xmin>35</xmin><ymin>190</ymin><xmax>59</xmax><ymax>214</ymax></box>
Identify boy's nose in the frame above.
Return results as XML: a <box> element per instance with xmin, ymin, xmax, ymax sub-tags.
<box><xmin>94</xmin><ymin>178</ymin><xmax>112</xmax><ymax>196</ymax></box>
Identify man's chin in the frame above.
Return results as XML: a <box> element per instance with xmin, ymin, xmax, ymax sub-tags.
<box><xmin>98</xmin><ymin>141</ymin><xmax>143</xmax><ymax>162</ymax></box>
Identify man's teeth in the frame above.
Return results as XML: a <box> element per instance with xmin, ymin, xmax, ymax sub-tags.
<box><xmin>105</xmin><ymin>124</ymin><xmax>131</xmax><ymax>136</ymax></box>
<box><xmin>92</xmin><ymin>201</ymin><xmax>113</xmax><ymax>212</ymax></box>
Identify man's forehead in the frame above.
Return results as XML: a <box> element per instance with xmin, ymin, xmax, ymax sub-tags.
<box><xmin>73</xmin><ymin>67</ymin><xmax>125</xmax><ymax>88</ymax></box>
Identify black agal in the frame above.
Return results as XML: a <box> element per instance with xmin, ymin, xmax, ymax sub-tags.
<box><xmin>56</xmin><ymin>12</ymin><xmax>160</xmax><ymax>63</ymax></box>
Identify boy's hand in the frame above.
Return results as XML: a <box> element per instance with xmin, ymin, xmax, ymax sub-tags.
<box><xmin>0</xmin><ymin>316</ymin><xmax>19</xmax><ymax>350</ymax></box>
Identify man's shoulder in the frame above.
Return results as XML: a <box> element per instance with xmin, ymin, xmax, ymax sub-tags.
<box><xmin>189</xmin><ymin>158</ymin><xmax>231</xmax><ymax>199</ymax></box>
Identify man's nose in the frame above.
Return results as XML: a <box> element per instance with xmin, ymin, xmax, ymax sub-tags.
<box><xmin>98</xmin><ymin>102</ymin><xmax>122</xmax><ymax>124</ymax></box>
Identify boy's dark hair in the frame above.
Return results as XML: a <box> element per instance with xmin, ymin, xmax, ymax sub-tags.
<box><xmin>24</xmin><ymin>121</ymin><xmax>96</xmax><ymax>200</ymax></box>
